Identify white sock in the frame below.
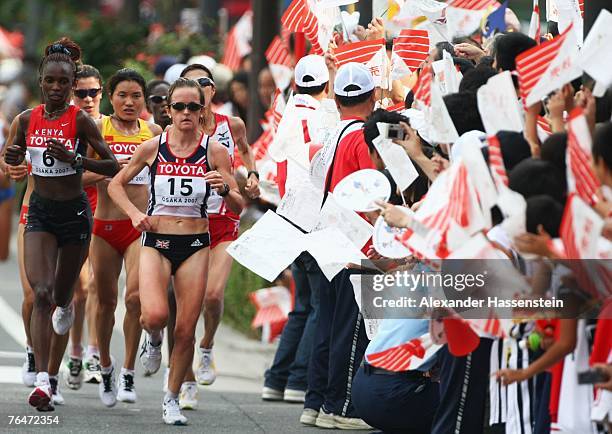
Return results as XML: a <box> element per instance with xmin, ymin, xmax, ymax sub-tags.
<box><xmin>101</xmin><ymin>364</ymin><xmax>113</xmax><ymax>375</ymax></box>
<box><xmin>200</xmin><ymin>347</ymin><xmax>212</xmax><ymax>355</ymax></box>
<box><xmin>86</xmin><ymin>345</ymin><xmax>99</xmax><ymax>359</ymax></box>
<box><xmin>26</xmin><ymin>346</ymin><xmax>33</xmax><ymax>353</ymax></box>
<box><xmin>164</xmin><ymin>391</ymin><xmax>179</xmax><ymax>402</ymax></box>
<box><xmin>49</xmin><ymin>375</ymin><xmax>58</xmax><ymax>381</ymax></box>
<box><xmin>36</xmin><ymin>372</ymin><xmax>49</xmax><ymax>385</ymax></box>
<box><xmin>120</xmin><ymin>367</ymin><xmax>135</xmax><ymax>376</ymax></box>
<box><xmin>150</xmin><ymin>331</ymin><xmax>162</xmax><ymax>346</ymax></box>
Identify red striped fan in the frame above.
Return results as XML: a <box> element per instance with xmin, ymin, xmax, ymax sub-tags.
<box><xmin>386</xmin><ymin>102</ymin><xmax>405</xmax><ymax>112</ymax></box>
<box><xmin>566</xmin><ymin>108</ymin><xmax>600</xmax><ymax>206</ymax></box>
<box><xmin>334</xmin><ymin>38</ymin><xmax>385</xmax><ymax>66</ymax></box>
<box><xmin>413</xmin><ymin>63</ymin><xmax>432</xmax><ymax>108</ymax></box>
<box><xmin>222</xmin><ymin>29</ymin><xmax>241</xmax><ymax>71</ymax></box>
<box><xmin>487</xmin><ymin>135</ymin><xmax>509</xmax><ymax>187</ymax></box>
<box><xmin>392</xmin><ymin>29</ymin><xmax>429</xmax><ymax>73</ymax></box>
<box><xmin>281</xmin><ymin>0</ymin><xmax>323</xmax><ymax>55</ymax></box>
<box><xmin>449</xmin><ymin>0</ymin><xmax>499</xmax><ymax>10</ymax></box>
<box><xmin>515</xmin><ymin>26</ymin><xmax>572</xmax><ymax>107</ymax></box>
<box><xmin>266</xmin><ymin>36</ymin><xmax>292</xmax><ymax>67</ymax></box>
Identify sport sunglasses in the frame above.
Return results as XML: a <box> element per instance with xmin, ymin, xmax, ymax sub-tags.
<box><xmin>148</xmin><ymin>95</ymin><xmax>168</xmax><ymax>104</ymax></box>
<box><xmin>169</xmin><ymin>102</ymin><xmax>204</xmax><ymax>112</ymax></box>
<box><xmin>196</xmin><ymin>77</ymin><xmax>215</xmax><ymax>88</ymax></box>
<box><xmin>74</xmin><ymin>88</ymin><xmax>102</xmax><ymax>99</ymax></box>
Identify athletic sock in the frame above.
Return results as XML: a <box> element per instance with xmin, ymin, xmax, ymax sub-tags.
<box><xmin>26</xmin><ymin>346</ymin><xmax>33</xmax><ymax>353</ymax></box>
<box><xmin>150</xmin><ymin>331</ymin><xmax>162</xmax><ymax>346</ymax></box>
<box><xmin>200</xmin><ymin>347</ymin><xmax>212</xmax><ymax>354</ymax></box>
<box><xmin>164</xmin><ymin>391</ymin><xmax>179</xmax><ymax>402</ymax></box>
<box><xmin>86</xmin><ymin>345</ymin><xmax>99</xmax><ymax>359</ymax></box>
<box><xmin>36</xmin><ymin>372</ymin><xmax>49</xmax><ymax>385</ymax></box>
<box><xmin>101</xmin><ymin>364</ymin><xmax>113</xmax><ymax>375</ymax></box>
<box><xmin>120</xmin><ymin>367</ymin><xmax>135</xmax><ymax>376</ymax></box>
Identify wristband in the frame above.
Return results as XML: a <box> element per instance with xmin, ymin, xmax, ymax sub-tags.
<box><xmin>219</xmin><ymin>183</ymin><xmax>230</xmax><ymax>197</ymax></box>
<box><xmin>247</xmin><ymin>170</ymin><xmax>259</xmax><ymax>180</ymax></box>
<box><xmin>71</xmin><ymin>153</ymin><xmax>83</xmax><ymax>170</ymax></box>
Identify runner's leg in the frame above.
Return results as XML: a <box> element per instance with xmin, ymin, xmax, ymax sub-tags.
<box><xmin>122</xmin><ymin>239</ymin><xmax>142</xmax><ymax>370</ymax></box>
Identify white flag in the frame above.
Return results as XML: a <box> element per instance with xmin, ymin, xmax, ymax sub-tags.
<box><xmin>477</xmin><ymin>71</ymin><xmax>524</xmax><ymax>136</ymax></box>
<box><xmin>580</xmin><ymin>9</ymin><xmax>612</xmax><ymax>88</ymax></box>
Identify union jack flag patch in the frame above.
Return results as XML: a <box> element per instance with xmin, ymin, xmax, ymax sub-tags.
<box><xmin>155</xmin><ymin>239</ymin><xmax>170</xmax><ymax>249</ymax></box>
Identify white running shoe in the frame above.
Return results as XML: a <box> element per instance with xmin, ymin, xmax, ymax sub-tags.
<box><xmin>315</xmin><ymin>408</ymin><xmax>336</xmax><ymax>429</ymax></box>
<box><xmin>261</xmin><ymin>386</ymin><xmax>284</xmax><ymax>401</ymax></box>
<box><xmin>179</xmin><ymin>382</ymin><xmax>198</xmax><ymax>410</ymax></box>
<box><xmin>162</xmin><ymin>367</ymin><xmax>169</xmax><ymax>393</ymax></box>
<box><xmin>51</xmin><ymin>304</ymin><xmax>74</xmax><ymax>336</ymax></box>
<box><xmin>116</xmin><ymin>371</ymin><xmax>137</xmax><ymax>403</ymax></box>
<box><xmin>300</xmin><ymin>408</ymin><xmax>319</xmax><ymax>426</ymax></box>
<box><xmin>140</xmin><ymin>332</ymin><xmax>162</xmax><ymax>376</ymax></box>
<box><xmin>83</xmin><ymin>354</ymin><xmax>102</xmax><ymax>384</ymax></box>
<box><xmin>49</xmin><ymin>377</ymin><xmax>64</xmax><ymax>405</ymax></box>
<box><xmin>162</xmin><ymin>397</ymin><xmax>188</xmax><ymax>425</ymax></box>
<box><xmin>28</xmin><ymin>381</ymin><xmax>53</xmax><ymax>412</ymax></box>
<box><xmin>21</xmin><ymin>349</ymin><xmax>36</xmax><ymax>387</ymax></box>
<box><xmin>284</xmin><ymin>388</ymin><xmax>306</xmax><ymax>403</ymax></box>
<box><xmin>196</xmin><ymin>349</ymin><xmax>216</xmax><ymax>385</ymax></box>
<box><xmin>65</xmin><ymin>357</ymin><xmax>83</xmax><ymax>390</ymax></box>
<box><xmin>99</xmin><ymin>359</ymin><xmax>118</xmax><ymax>407</ymax></box>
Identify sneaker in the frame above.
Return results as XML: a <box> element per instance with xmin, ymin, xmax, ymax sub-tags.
<box><xmin>284</xmin><ymin>388</ymin><xmax>306</xmax><ymax>403</ymax></box>
<box><xmin>28</xmin><ymin>382</ymin><xmax>54</xmax><ymax>412</ymax></box>
<box><xmin>261</xmin><ymin>386</ymin><xmax>284</xmax><ymax>401</ymax></box>
<box><xmin>116</xmin><ymin>371</ymin><xmax>137</xmax><ymax>403</ymax></box>
<box><xmin>21</xmin><ymin>350</ymin><xmax>36</xmax><ymax>387</ymax></box>
<box><xmin>162</xmin><ymin>397</ymin><xmax>188</xmax><ymax>425</ymax></box>
<box><xmin>49</xmin><ymin>377</ymin><xmax>64</xmax><ymax>405</ymax></box>
<box><xmin>162</xmin><ymin>367</ymin><xmax>170</xmax><ymax>393</ymax></box>
<box><xmin>99</xmin><ymin>360</ymin><xmax>118</xmax><ymax>407</ymax></box>
<box><xmin>300</xmin><ymin>408</ymin><xmax>319</xmax><ymax>426</ymax></box>
<box><xmin>196</xmin><ymin>349</ymin><xmax>216</xmax><ymax>385</ymax></box>
<box><xmin>140</xmin><ymin>332</ymin><xmax>162</xmax><ymax>376</ymax></box>
<box><xmin>51</xmin><ymin>304</ymin><xmax>74</xmax><ymax>335</ymax></box>
<box><xmin>84</xmin><ymin>354</ymin><xmax>102</xmax><ymax>384</ymax></box>
<box><xmin>65</xmin><ymin>357</ymin><xmax>83</xmax><ymax>390</ymax></box>
<box><xmin>179</xmin><ymin>382</ymin><xmax>198</xmax><ymax>410</ymax></box>
<box><xmin>334</xmin><ymin>415</ymin><xmax>373</xmax><ymax>430</ymax></box>
<box><xmin>315</xmin><ymin>408</ymin><xmax>336</xmax><ymax>429</ymax></box>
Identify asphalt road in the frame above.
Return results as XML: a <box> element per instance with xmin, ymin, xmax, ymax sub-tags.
<box><xmin>0</xmin><ymin>221</ymin><xmax>371</xmax><ymax>433</ymax></box>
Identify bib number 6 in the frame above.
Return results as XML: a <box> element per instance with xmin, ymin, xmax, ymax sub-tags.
<box><xmin>42</xmin><ymin>150</ymin><xmax>55</xmax><ymax>167</ymax></box>
<box><xmin>167</xmin><ymin>178</ymin><xmax>193</xmax><ymax>196</ymax></box>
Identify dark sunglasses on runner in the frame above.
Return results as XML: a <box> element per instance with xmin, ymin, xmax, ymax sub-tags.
<box><xmin>170</xmin><ymin>102</ymin><xmax>203</xmax><ymax>112</ymax></box>
<box><xmin>148</xmin><ymin>95</ymin><xmax>168</xmax><ymax>104</ymax></box>
<box><xmin>196</xmin><ymin>77</ymin><xmax>215</xmax><ymax>88</ymax></box>
<box><xmin>74</xmin><ymin>88</ymin><xmax>101</xmax><ymax>99</ymax></box>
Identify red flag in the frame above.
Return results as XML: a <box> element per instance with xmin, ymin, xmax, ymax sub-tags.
<box><xmin>281</xmin><ymin>0</ymin><xmax>323</xmax><ymax>55</ymax></box>
<box><xmin>386</xmin><ymin>102</ymin><xmax>405</xmax><ymax>112</ymax></box>
<box><xmin>449</xmin><ymin>0</ymin><xmax>499</xmax><ymax>10</ymax></box>
<box><xmin>366</xmin><ymin>337</ymin><xmax>431</xmax><ymax>372</ymax></box>
<box><xmin>528</xmin><ymin>0</ymin><xmax>541</xmax><ymax>43</ymax></box>
<box><xmin>487</xmin><ymin>135</ymin><xmax>509</xmax><ymax>186</ymax></box>
<box><xmin>566</xmin><ymin>108</ymin><xmax>601</xmax><ymax>206</ymax></box>
<box><xmin>413</xmin><ymin>63</ymin><xmax>432</xmax><ymax>108</ymax></box>
<box><xmin>221</xmin><ymin>11</ymin><xmax>253</xmax><ymax>71</ymax></box>
<box><xmin>222</xmin><ymin>29</ymin><xmax>241</xmax><ymax>71</ymax></box>
<box><xmin>391</xmin><ymin>29</ymin><xmax>429</xmax><ymax>76</ymax></box>
<box><xmin>515</xmin><ymin>24</ymin><xmax>576</xmax><ymax>107</ymax></box>
<box><xmin>266</xmin><ymin>36</ymin><xmax>292</xmax><ymax>67</ymax></box>
<box><xmin>334</xmin><ymin>38</ymin><xmax>386</xmax><ymax>66</ymax></box>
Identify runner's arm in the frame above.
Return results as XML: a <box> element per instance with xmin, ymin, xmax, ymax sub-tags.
<box><xmin>230</xmin><ymin>116</ymin><xmax>260</xmax><ymax>198</ymax></box>
<box><xmin>2</xmin><ymin>112</ymin><xmax>28</xmax><ymax>169</ymax></box>
<box><xmin>76</xmin><ymin>111</ymin><xmax>120</xmax><ymax>177</ymax></box>
<box><xmin>207</xmin><ymin>140</ymin><xmax>245</xmax><ymax>215</ymax></box>
<box><xmin>108</xmin><ymin>136</ymin><xmax>158</xmax><ymax>231</ymax></box>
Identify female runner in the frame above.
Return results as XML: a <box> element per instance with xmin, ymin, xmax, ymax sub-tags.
<box><xmin>66</xmin><ymin>64</ymin><xmax>104</xmax><ymax>388</ymax></box>
<box><xmin>3</xmin><ymin>37</ymin><xmax>118</xmax><ymax>411</ymax></box>
<box><xmin>108</xmin><ymin>77</ymin><xmax>243</xmax><ymax>425</ymax></box>
<box><xmin>89</xmin><ymin>68</ymin><xmax>161</xmax><ymax>407</ymax></box>
<box><xmin>178</xmin><ymin>65</ymin><xmax>258</xmax><ymax>400</ymax></box>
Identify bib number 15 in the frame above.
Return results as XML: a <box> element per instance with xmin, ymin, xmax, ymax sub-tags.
<box><xmin>167</xmin><ymin>178</ymin><xmax>193</xmax><ymax>196</ymax></box>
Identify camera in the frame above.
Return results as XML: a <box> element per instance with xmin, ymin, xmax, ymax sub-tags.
<box><xmin>384</xmin><ymin>123</ymin><xmax>406</xmax><ymax>141</ymax></box>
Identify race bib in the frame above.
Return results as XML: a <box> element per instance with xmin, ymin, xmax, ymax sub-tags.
<box><xmin>28</xmin><ymin>133</ymin><xmax>77</xmax><ymax>177</ymax></box>
<box><xmin>108</xmin><ymin>142</ymin><xmax>148</xmax><ymax>185</ymax></box>
<box><xmin>154</xmin><ymin>162</ymin><xmax>208</xmax><ymax>206</ymax></box>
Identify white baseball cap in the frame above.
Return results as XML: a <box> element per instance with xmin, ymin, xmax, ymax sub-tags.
<box><xmin>334</xmin><ymin>62</ymin><xmax>375</xmax><ymax>97</ymax></box>
<box><xmin>294</xmin><ymin>55</ymin><xmax>329</xmax><ymax>88</ymax></box>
